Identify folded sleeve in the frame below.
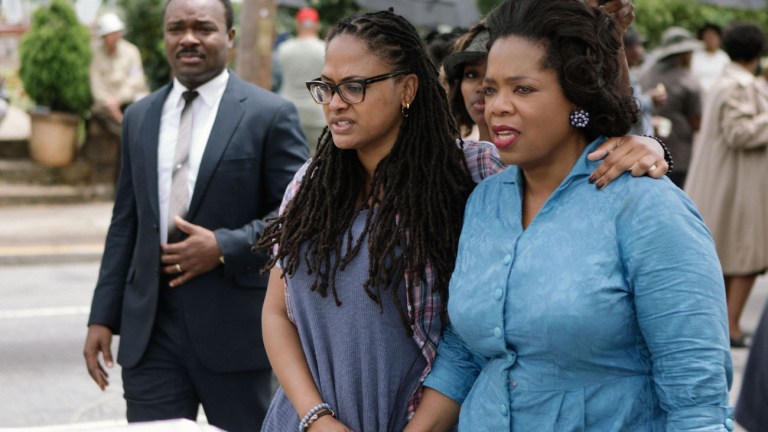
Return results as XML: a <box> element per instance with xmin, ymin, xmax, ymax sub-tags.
<box><xmin>423</xmin><ymin>324</ymin><xmax>487</xmax><ymax>404</ymax></box>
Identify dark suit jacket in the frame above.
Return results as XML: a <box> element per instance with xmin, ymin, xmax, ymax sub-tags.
<box><xmin>88</xmin><ymin>73</ymin><xmax>308</xmax><ymax>372</ymax></box>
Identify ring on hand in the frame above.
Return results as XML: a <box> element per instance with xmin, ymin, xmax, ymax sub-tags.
<box><xmin>650</xmin><ymin>164</ymin><xmax>657</xmax><ymax>171</ymax></box>
<box><xmin>175</xmin><ymin>263</ymin><xmax>183</xmax><ymax>273</ymax></box>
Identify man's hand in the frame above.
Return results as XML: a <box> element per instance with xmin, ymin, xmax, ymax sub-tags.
<box><xmin>586</xmin><ymin>0</ymin><xmax>635</xmax><ymax>32</ymax></box>
<box><xmin>106</xmin><ymin>98</ymin><xmax>123</xmax><ymax>123</ymax></box>
<box><xmin>83</xmin><ymin>324</ymin><xmax>114</xmax><ymax>391</ymax></box>
<box><xmin>161</xmin><ymin>216</ymin><xmax>223</xmax><ymax>287</ymax></box>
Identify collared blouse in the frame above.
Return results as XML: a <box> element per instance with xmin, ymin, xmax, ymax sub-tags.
<box><xmin>425</xmin><ymin>138</ymin><xmax>733</xmax><ymax>431</ymax></box>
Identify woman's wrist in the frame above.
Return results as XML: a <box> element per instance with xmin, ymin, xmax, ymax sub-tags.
<box><xmin>642</xmin><ymin>135</ymin><xmax>674</xmax><ymax>173</ymax></box>
<box><xmin>303</xmin><ymin>408</ymin><xmax>335</xmax><ymax>431</ymax></box>
<box><xmin>299</xmin><ymin>402</ymin><xmax>334</xmax><ymax>431</ymax></box>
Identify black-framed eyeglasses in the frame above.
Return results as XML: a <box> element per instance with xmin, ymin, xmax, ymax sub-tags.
<box><xmin>305</xmin><ymin>70</ymin><xmax>409</xmax><ymax>105</ymax></box>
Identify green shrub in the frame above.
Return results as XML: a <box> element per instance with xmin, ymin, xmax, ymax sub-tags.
<box><xmin>19</xmin><ymin>0</ymin><xmax>92</xmax><ymax>116</ymax></box>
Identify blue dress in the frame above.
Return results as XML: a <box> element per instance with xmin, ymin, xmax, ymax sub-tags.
<box><xmin>424</xmin><ymin>138</ymin><xmax>734</xmax><ymax>431</ymax></box>
<box><xmin>262</xmin><ymin>210</ymin><xmax>426</xmax><ymax>431</ymax></box>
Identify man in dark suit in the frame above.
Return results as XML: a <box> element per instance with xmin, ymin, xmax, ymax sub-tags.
<box><xmin>82</xmin><ymin>0</ymin><xmax>308</xmax><ymax>430</ymax></box>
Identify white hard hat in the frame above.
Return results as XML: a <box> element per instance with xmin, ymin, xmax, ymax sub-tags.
<box><xmin>97</xmin><ymin>12</ymin><xmax>125</xmax><ymax>37</ymax></box>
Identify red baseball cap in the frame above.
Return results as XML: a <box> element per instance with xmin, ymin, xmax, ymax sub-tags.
<box><xmin>296</xmin><ymin>7</ymin><xmax>319</xmax><ymax>24</ymax></box>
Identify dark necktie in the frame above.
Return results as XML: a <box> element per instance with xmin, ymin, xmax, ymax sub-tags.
<box><xmin>167</xmin><ymin>90</ymin><xmax>198</xmax><ymax>242</ymax></box>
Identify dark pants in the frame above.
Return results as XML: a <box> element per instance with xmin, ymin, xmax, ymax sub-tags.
<box><xmin>122</xmin><ymin>283</ymin><xmax>273</xmax><ymax>432</ymax></box>
<box><xmin>735</xmin><ymin>301</ymin><xmax>768</xmax><ymax>431</ymax></box>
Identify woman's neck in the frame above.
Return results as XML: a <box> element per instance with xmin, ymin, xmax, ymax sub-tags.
<box><xmin>521</xmin><ymin>137</ymin><xmax>586</xmax><ymax>228</ymax></box>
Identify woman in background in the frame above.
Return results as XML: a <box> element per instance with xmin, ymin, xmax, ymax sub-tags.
<box><xmin>685</xmin><ymin>22</ymin><xmax>768</xmax><ymax>348</ymax></box>
<box><xmin>443</xmin><ymin>21</ymin><xmax>491</xmax><ymax>142</ymax></box>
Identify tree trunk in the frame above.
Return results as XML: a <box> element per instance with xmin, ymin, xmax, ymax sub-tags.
<box><xmin>235</xmin><ymin>0</ymin><xmax>277</xmax><ymax>89</ymax></box>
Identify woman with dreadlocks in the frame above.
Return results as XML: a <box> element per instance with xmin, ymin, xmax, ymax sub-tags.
<box><xmin>258</xmin><ymin>7</ymin><xmax>668</xmax><ymax>432</ymax></box>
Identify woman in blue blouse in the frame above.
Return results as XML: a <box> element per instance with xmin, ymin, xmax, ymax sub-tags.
<box><xmin>406</xmin><ymin>1</ymin><xmax>733</xmax><ymax>431</ymax></box>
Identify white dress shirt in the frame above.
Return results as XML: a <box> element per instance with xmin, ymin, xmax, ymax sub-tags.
<box><xmin>158</xmin><ymin>69</ymin><xmax>229</xmax><ymax>243</ymax></box>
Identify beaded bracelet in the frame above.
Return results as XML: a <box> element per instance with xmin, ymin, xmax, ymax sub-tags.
<box><xmin>303</xmin><ymin>408</ymin><xmax>335</xmax><ymax>431</ymax></box>
<box><xmin>299</xmin><ymin>403</ymin><xmax>331</xmax><ymax>432</ymax></box>
<box><xmin>642</xmin><ymin>135</ymin><xmax>674</xmax><ymax>174</ymax></box>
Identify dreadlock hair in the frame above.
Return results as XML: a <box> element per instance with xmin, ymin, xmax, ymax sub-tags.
<box><xmin>257</xmin><ymin>9</ymin><xmax>476</xmax><ymax>334</ymax></box>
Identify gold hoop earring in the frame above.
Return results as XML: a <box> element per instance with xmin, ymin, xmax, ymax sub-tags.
<box><xmin>401</xmin><ymin>103</ymin><xmax>410</xmax><ymax>118</ymax></box>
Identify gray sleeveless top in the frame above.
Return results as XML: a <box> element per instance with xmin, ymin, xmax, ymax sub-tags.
<box><xmin>261</xmin><ymin>210</ymin><xmax>426</xmax><ymax>431</ymax></box>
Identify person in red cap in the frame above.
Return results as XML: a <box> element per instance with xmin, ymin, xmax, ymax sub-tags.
<box><xmin>296</xmin><ymin>6</ymin><xmax>319</xmax><ymax>24</ymax></box>
<box><xmin>277</xmin><ymin>7</ymin><xmax>326</xmax><ymax>154</ymax></box>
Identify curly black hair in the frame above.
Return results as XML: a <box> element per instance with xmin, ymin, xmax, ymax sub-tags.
<box><xmin>723</xmin><ymin>22</ymin><xmax>765</xmax><ymax>63</ymax></box>
<box><xmin>257</xmin><ymin>9</ymin><xmax>475</xmax><ymax>333</ymax></box>
<box><xmin>486</xmin><ymin>0</ymin><xmax>638</xmax><ymax>140</ymax></box>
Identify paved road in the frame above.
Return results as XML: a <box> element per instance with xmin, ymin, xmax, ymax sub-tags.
<box><xmin>0</xmin><ymin>262</ymin><xmax>125</xmax><ymax>428</ymax></box>
<box><xmin>0</xmin><ymin>203</ymin><xmax>211</xmax><ymax>430</ymax></box>
<box><xmin>0</xmin><ymin>203</ymin><xmax>764</xmax><ymax>430</ymax></box>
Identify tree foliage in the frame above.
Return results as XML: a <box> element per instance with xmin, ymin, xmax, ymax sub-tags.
<box><xmin>477</xmin><ymin>0</ymin><xmax>768</xmax><ymax>48</ymax></box>
<box><xmin>477</xmin><ymin>0</ymin><xmax>503</xmax><ymax>16</ymax></box>
<box><xmin>634</xmin><ymin>0</ymin><xmax>768</xmax><ymax>46</ymax></box>
<box><xmin>19</xmin><ymin>0</ymin><xmax>92</xmax><ymax>115</ymax></box>
<box><xmin>118</xmin><ymin>0</ymin><xmax>170</xmax><ymax>90</ymax></box>
<box><xmin>314</xmin><ymin>0</ymin><xmax>360</xmax><ymax>34</ymax></box>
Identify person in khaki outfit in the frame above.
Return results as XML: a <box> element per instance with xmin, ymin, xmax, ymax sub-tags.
<box><xmin>90</xmin><ymin>12</ymin><xmax>148</xmax><ymax>136</ymax></box>
<box><xmin>685</xmin><ymin>22</ymin><xmax>768</xmax><ymax>349</ymax></box>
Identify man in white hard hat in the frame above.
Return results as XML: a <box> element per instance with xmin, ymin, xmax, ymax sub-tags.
<box><xmin>91</xmin><ymin>12</ymin><xmax>148</xmax><ymax>133</ymax></box>
<box><xmin>88</xmin><ymin>12</ymin><xmax>149</xmax><ymax>183</ymax></box>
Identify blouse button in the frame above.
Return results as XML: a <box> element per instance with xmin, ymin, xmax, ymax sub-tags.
<box><xmin>493</xmin><ymin>327</ymin><xmax>503</xmax><ymax>338</ymax></box>
<box><xmin>502</xmin><ymin>254</ymin><xmax>512</xmax><ymax>265</ymax></box>
<box><xmin>499</xmin><ymin>404</ymin><xmax>508</xmax><ymax>416</ymax></box>
<box><xmin>724</xmin><ymin>419</ymin><xmax>734</xmax><ymax>431</ymax></box>
<box><xmin>493</xmin><ymin>288</ymin><xmax>503</xmax><ymax>300</ymax></box>
<box><xmin>506</xmin><ymin>352</ymin><xmax>516</xmax><ymax>363</ymax></box>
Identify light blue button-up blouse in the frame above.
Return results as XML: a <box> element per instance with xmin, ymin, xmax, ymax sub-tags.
<box><xmin>424</xmin><ymin>138</ymin><xmax>733</xmax><ymax>431</ymax></box>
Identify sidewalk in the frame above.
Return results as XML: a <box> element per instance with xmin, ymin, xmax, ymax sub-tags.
<box><xmin>0</xmin><ymin>201</ymin><xmax>112</xmax><ymax>265</ymax></box>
